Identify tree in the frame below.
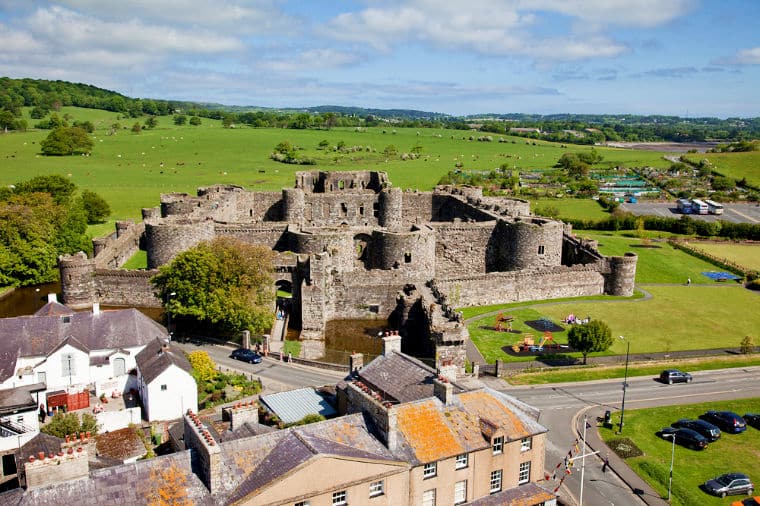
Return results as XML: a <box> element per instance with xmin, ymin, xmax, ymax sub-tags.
<box><xmin>151</xmin><ymin>237</ymin><xmax>275</xmax><ymax>334</ymax></box>
<box><xmin>189</xmin><ymin>116</ymin><xmax>201</xmax><ymax>126</ymax></box>
<box><xmin>80</xmin><ymin>189</ymin><xmax>111</xmax><ymax>223</ymax></box>
<box><xmin>173</xmin><ymin>115</ymin><xmax>187</xmax><ymax>126</ymax></box>
<box><xmin>41</xmin><ymin>411</ymin><xmax>100</xmax><ymax>438</ymax></box>
<box><xmin>40</xmin><ymin>126</ymin><xmax>93</xmax><ymax>156</ymax></box>
<box><xmin>567</xmin><ymin>320</ymin><xmax>613</xmax><ymax>364</ymax></box>
<box><xmin>14</xmin><ymin>174</ymin><xmax>76</xmax><ymax>205</ymax></box>
<box><xmin>740</xmin><ymin>335</ymin><xmax>755</xmax><ymax>354</ymax></box>
<box><xmin>145</xmin><ymin>116</ymin><xmax>158</xmax><ymax>129</ymax></box>
<box><xmin>132</xmin><ymin>122</ymin><xmax>142</xmax><ymax>133</ymax></box>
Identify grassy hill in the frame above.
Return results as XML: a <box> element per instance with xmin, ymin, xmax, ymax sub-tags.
<box><xmin>684</xmin><ymin>150</ymin><xmax>760</xmax><ymax>189</ymax></box>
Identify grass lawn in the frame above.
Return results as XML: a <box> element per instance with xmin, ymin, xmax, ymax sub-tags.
<box><xmin>121</xmin><ymin>250</ymin><xmax>148</xmax><ymax>270</ymax></box>
<box><xmin>530</xmin><ymin>197</ymin><xmax>610</xmax><ymax>221</ymax></box>
<box><xmin>577</xmin><ymin>232</ymin><xmax>726</xmax><ymax>284</ymax></box>
<box><xmin>600</xmin><ymin>399</ymin><xmax>760</xmax><ymax>506</ymax></box>
<box><xmin>684</xmin><ymin>150</ymin><xmax>760</xmax><ymax>188</ymax></box>
<box><xmin>468</xmin><ymin>285</ymin><xmax>760</xmax><ymax>363</ymax></box>
<box><xmin>686</xmin><ymin>241</ymin><xmax>760</xmax><ymax>272</ymax></box>
<box><xmin>1</xmin><ymin>107</ymin><xmax>672</xmax><ymax>236</ymax></box>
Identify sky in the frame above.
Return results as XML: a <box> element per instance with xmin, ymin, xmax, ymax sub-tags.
<box><xmin>1</xmin><ymin>0</ymin><xmax>759</xmax><ymax>117</ymax></box>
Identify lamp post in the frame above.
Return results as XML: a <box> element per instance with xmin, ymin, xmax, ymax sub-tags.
<box><xmin>618</xmin><ymin>335</ymin><xmax>630</xmax><ymax>434</ymax></box>
<box><xmin>663</xmin><ymin>432</ymin><xmax>676</xmax><ymax>503</ymax></box>
<box><xmin>166</xmin><ymin>292</ymin><xmax>176</xmax><ymax>340</ymax></box>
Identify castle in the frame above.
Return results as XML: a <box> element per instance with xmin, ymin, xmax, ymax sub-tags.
<box><xmin>59</xmin><ymin>171</ymin><xmax>636</xmax><ymax>373</ymax></box>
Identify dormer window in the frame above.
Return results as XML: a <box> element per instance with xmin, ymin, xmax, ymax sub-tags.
<box><xmin>492</xmin><ymin>436</ymin><xmax>504</xmax><ymax>455</ymax></box>
<box><xmin>61</xmin><ymin>315</ymin><xmax>71</xmax><ymax>323</ymax></box>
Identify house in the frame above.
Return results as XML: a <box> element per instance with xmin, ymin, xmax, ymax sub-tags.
<box><xmin>0</xmin><ymin>383</ymin><xmax>45</xmax><ymax>453</ymax></box>
<box><xmin>135</xmin><ymin>338</ymin><xmax>197</xmax><ymax>421</ymax></box>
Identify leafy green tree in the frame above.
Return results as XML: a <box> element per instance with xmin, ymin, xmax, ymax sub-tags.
<box><xmin>40</xmin><ymin>127</ymin><xmax>93</xmax><ymax>156</ymax></box>
<box><xmin>14</xmin><ymin>174</ymin><xmax>77</xmax><ymax>205</ymax></box>
<box><xmin>80</xmin><ymin>189</ymin><xmax>111</xmax><ymax>223</ymax></box>
<box><xmin>152</xmin><ymin>237</ymin><xmax>275</xmax><ymax>334</ymax></box>
<box><xmin>174</xmin><ymin>114</ymin><xmax>187</xmax><ymax>126</ymax></box>
<box><xmin>132</xmin><ymin>122</ymin><xmax>142</xmax><ymax>133</ymax></box>
<box><xmin>189</xmin><ymin>116</ymin><xmax>201</xmax><ymax>126</ymax></box>
<box><xmin>222</xmin><ymin>114</ymin><xmax>236</xmax><ymax>128</ymax></box>
<box><xmin>567</xmin><ymin>320</ymin><xmax>613</xmax><ymax>364</ymax></box>
<box><xmin>73</xmin><ymin>120</ymin><xmax>95</xmax><ymax>133</ymax></box>
<box><xmin>30</xmin><ymin>105</ymin><xmax>50</xmax><ymax>119</ymax></box>
<box><xmin>144</xmin><ymin>116</ymin><xmax>158</xmax><ymax>129</ymax></box>
<box><xmin>41</xmin><ymin>412</ymin><xmax>99</xmax><ymax>438</ymax></box>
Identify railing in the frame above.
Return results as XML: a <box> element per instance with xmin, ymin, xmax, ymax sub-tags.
<box><xmin>0</xmin><ymin>417</ymin><xmax>32</xmax><ymax>435</ymax></box>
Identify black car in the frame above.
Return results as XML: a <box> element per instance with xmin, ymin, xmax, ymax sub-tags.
<box><xmin>231</xmin><ymin>348</ymin><xmax>263</xmax><ymax>364</ymax></box>
<box><xmin>700</xmin><ymin>411</ymin><xmax>747</xmax><ymax>434</ymax></box>
<box><xmin>704</xmin><ymin>472</ymin><xmax>754</xmax><ymax>498</ymax></box>
<box><xmin>672</xmin><ymin>419</ymin><xmax>721</xmax><ymax>442</ymax></box>
<box><xmin>744</xmin><ymin>413</ymin><xmax>760</xmax><ymax>430</ymax></box>
<box><xmin>658</xmin><ymin>427</ymin><xmax>709</xmax><ymax>450</ymax></box>
<box><xmin>659</xmin><ymin>369</ymin><xmax>693</xmax><ymax>384</ymax></box>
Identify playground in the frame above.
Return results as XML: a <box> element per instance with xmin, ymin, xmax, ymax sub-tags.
<box><xmin>467</xmin><ymin>285</ymin><xmax>760</xmax><ymax>364</ymax></box>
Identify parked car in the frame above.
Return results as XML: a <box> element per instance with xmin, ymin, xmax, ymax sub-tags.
<box><xmin>658</xmin><ymin>427</ymin><xmax>709</xmax><ymax>450</ymax></box>
<box><xmin>659</xmin><ymin>369</ymin><xmax>692</xmax><ymax>384</ymax></box>
<box><xmin>672</xmin><ymin>419</ymin><xmax>721</xmax><ymax>442</ymax></box>
<box><xmin>700</xmin><ymin>411</ymin><xmax>747</xmax><ymax>434</ymax></box>
<box><xmin>704</xmin><ymin>472</ymin><xmax>754</xmax><ymax>498</ymax></box>
<box><xmin>230</xmin><ymin>348</ymin><xmax>263</xmax><ymax>364</ymax></box>
<box><xmin>743</xmin><ymin>413</ymin><xmax>760</xmax><ymax>430</ymax></box>
<box><xmin>731</xmin><ymin>497</ymin><xmax>760</xmax><ymax>506</ymax></box>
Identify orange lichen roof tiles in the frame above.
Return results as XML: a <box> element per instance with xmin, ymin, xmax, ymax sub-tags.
<box><xmin>396</xmin><ymin>400</ymin><xmax>464</xmax><ymax>462</ymax></box>
<box><xmin>458</xmin><ymin>390</ymin><xmax>531</xmax><ymax>439</ymax></box>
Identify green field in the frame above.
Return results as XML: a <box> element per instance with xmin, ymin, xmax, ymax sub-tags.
<box><xmin>686</xmin><ymin>241</ymin><xmax>760</xmax><ymax>272</ymax></box>
<box><xmin>685</xmin><ymin>150</ymin><xmax>760</xmax><ymax>188</ymax></box>
<box><xmin>600</xmin><ymin>399</ymin><xmax>760</xmax><ymax>506</ymax></box>
<box><xmin>1</xmin><ymin>107</ymin><xmax>673</xmax><ymax>235</ymax></box>
<box><xmin>468</xmin><ymin>285</ymin><xmax>760</xmax><ymax>363</ymax></box>
<box><xmin>578</xmin><ymin>232</ymin><xmax>724</xmax><ymax>284</ymax></box>
<box><xmin>530</xmin><ymin>197</ymin><xmax>610</xmax><ymax>221</ymax></box>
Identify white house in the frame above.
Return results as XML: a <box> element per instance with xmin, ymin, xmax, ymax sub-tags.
<box><xmin>0</xmin><ymin>383</ymin><xmax>45</xmax><ymax>452</ymax></box>
<box><xmin>135</xmin><ymin>338</ymin><xmax>197</xmax><ymax>421</ymax></box>
<box><xmin>0</xmin><ymin>295</ymin><xmax>169</xmax><ymax>412</ymax></box>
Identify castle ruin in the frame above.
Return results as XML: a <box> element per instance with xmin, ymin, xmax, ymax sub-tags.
<box><xmin>59</xmin><ymin>171</ymin><xmax>637</xmax><ymax>373</ymax></box>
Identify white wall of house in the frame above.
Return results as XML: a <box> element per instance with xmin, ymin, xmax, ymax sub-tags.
<box><xmin>140</xmin><ymin>366</ymin><xmax>197</xmax><ymax>421</ymax></box>
<box><xmin>0</xmin><ymin>408</ymin><xmax>40</xmax><ymax>452</ymax></box>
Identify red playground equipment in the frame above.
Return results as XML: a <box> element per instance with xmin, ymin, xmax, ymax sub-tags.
<box><xmin>495</xmin><ymin>313</ymin><xmax>514</xmax><ymax>332</ymax></box>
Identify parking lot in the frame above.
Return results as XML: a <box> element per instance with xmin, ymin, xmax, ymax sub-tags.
<box><xmin>619</xmin><ymin>202</ymin><xmax>760</xmax><ymax>224</ymax></box>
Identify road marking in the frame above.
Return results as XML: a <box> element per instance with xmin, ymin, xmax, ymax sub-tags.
<box><xmin>727</xmin><ymin>207</ymin><xmax>760</xmax><ymax>223</ymax></box>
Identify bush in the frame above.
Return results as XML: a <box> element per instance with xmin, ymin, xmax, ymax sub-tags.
<box><xmin>40</xmin><ymin>127</ymin><xmax>93</xmax><ymax>156</ymax></box>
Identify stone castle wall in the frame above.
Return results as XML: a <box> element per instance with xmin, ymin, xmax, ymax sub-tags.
<box><xmin>94</xmin><ymin>269</ymin><xmax>161</xmax><ymax>307</ymax></box>
<box><xmin>92</xmin><ymin>221</ymin><xmax>144</xmax><ymax>269</ymax></box>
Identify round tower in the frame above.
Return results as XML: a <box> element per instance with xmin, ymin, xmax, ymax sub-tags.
<box><xmin>505</xmin><ymin>218</ymin><xmax>563</xmax><ymax>270</ymax></box>
<box><xmin>59</xmin><ymin>252</ymin><xmax>96</xmax><ymax>308</ymax></box>
<box><xmin>282</xmin><ymin>188</ymin><xmax>305</xmax><ymax>225</ymax></box>
<box><xmin>605</xmin><ymin>253</ymin><xmax>638</xmax><ymax>296</ymax></box>
<box><xmin>379</xmin><ymin>187</ymin><xmax>403</xmax><ymax>229</ymax></box>
<box><xmin>144</xmin><ymin>221</ymin><xmax>215</xmax><ymax>268</ymax></box>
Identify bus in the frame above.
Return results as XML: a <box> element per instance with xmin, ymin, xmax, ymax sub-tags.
<box><xmin>705</xmin><ymin>199</ymin><xmax>724</xmax><ymax>215</ymax></box>
<box><xmin>690</xmin><ymin>199</ymin><xmax>709</xmax><ymax>215</ymax></box>
<box><xmin>677</xmin><ymin>198</ymin><xmax>692</xmax><ymax>214</ymax></box>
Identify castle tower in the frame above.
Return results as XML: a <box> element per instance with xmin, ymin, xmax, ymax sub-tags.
<box><xmin>144</xmin><ymin>221</ymin><xmax>215</xmax><ymax>268</ymax></box>
<box><xmin>604</xmin><ymin>253</ymin><xmax>638</xmax><ymax>296</ymax></box>
<box><xmin>379</xmin><ymin>187</ymin><xmax>403</xmax><ymax>229</ymax></box>
<box><xmin>59</xmin><ymin>251</ymin><xmax>96</xmax><ymax>308</ymax></box>
<box><xmin>282</xmin><ymin>188</ymin><xmax>306</xmax><ymax>225</ymax></box>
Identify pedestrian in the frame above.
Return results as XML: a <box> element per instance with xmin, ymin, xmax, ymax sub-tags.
<box><xmin>687</xmin><ymin>277</ymin><xmax>691</xmax><ymax>285</ymax></box>
<box><xmin>602</xmin><ymin>454</ymin><xmax>609</xmax><ymax>473</ymax></box>
<box><xmin>38</xmin><ymin>404</ymin><xmax>46</xmax><ymax>423</ymax></box>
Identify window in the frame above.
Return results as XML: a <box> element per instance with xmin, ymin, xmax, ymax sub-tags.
<box><xmin>294</xmin><ymin>502</ymin><xmax>309</xmax><ymax>506</ymax></box>
<box><xmin>454</xmin><ymin>480</ymin><xmax>467</xmax><ymax>504</ymax></box>
<box><xmin>61</xmin><ymin>353</ymin><xmax>76</xmax><ymax>377</ymax></box>
<box><xmin>490</xmin><ymin>469</ymin><xmax>502</xmax><ymax>494</ymax></box>
<box><xmin>492</xmin><ymin>436</ymin><xmax>504</xmax><ymax>455</ymax></box>
<box><xmin>160</xmin><ymin>384</ymin><xmax>168</xmax><ymax>391</ymax></box>
<box><xmin>519</xmin><ymin>461</ymin><xmax>531</xmax><ymax>484</ymax></box>
<box><xmin>369</xmin><ymin>480</ymin><xmax>384</xmax><ymax>497</ymax></box>
<box><xmin>332</xmin><ymin>491</ymin><xmax>347</xmax><ymax>506</ymax></box>
<box><xmin>538</xmin><ymin>245</ymin><xmax>545</xmax><ymax>255</ymax></box>
<box><xmin>423</xmin><ymin>462</ymin><xmax>437</xmax><ymax>478</ymax></box>
<box><xmin>422</xmin><ymin>489</ymin><xmax>436</xmax><ymax>506</ymax></box>
<box><xmin>521</xmin><ymin>437</ymin><xmax>532</xmax><ymax>451</ymax></box>
<box><xmin>455</xmin><ymin>453</ymin><xmax>468</xmax><ymax>469</ymax></box>
<box><xmin>404</xmin><ymin>252</ymin><xmax>412</xmax><ymax>263</ymax></box>
<box><xmin>113</xmin><ymin>357</ymin><xmax>126</xmax><ymax>376</ymax></box>
<box><xmin>359</xmin><ymin>205</ymin><xmax>365</xmax><ymax>216</ymax></box>
<box><xmin>37</xmin><ymin>371</ymin><xmax>47</xmax><ymax>384</ymax></box>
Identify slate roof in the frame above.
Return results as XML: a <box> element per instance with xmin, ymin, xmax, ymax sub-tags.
<box><xmin>259</xmin><ymin>387</ymin><xmax>337</xmax><ymax>424</ymax></box>
<box><xmin>8</xmin><ymin>451</ymin><xmax>212</xmax><ymax>506</ymax></box>
<box><xmin>392</xmin><ymin>387</ymin><xmax>547</xmax><ymax>465</ymax></box>
<box><xmin>218</xmin><ymin>412</ymin><xmax>402</xmax><ymax>502</ymax></box>
<box><xmin>0</xmin><ymin>383</ymin><xmax>45</xmax><ymax>414</ymax></box>
<box><xmin>357</xmin><ymin>351</ymin><xmax>464</xmax><ymax>403</ymax></box>
<box><xmin>14</xmin><ymin>432</ymin><xmax>65</xmax><ymax>464</ymax></box>
<box><xmin>135</xmin><ymin>338</ymin><xmax>192</xmax><ymax>385</ymax></box>
<box><xmin>34</xmin><ymin>301</ymin><xmax>74</xmax><ymax>317</ymax></box>
<box><xmin>0</xmin><ymin>307</ymin><xmax>168</xmax><ymax>382</ymax></box>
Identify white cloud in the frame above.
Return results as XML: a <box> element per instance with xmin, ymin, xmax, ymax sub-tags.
<box><xmin>521</xmin><ymin>0</ymin><xmax>695</xmax><ymax>28</ymax></box>
<box><xmin>259</xmin><ymin>49</ymin><xmax>363</xmax><ymax>72</ymax></box>
<box><xmin>734</xmin><ymin>47</ymin><xmax>760</xmax><ymax>65</ymax></box>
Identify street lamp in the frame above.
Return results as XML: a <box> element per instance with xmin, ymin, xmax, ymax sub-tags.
<box><xmin>618</xmin><ymin>335</ymin><xmax>630</xmax><ymax>434</ymax></box>
<box><xmin>166</xmin><ymin>292</ymin><xmax>176</xmax><ymax>340</ymax></box>
<box><xmin>663</xmin><ymin>432</ymin><xmax>676</xmax><ymax>503</ymax></box>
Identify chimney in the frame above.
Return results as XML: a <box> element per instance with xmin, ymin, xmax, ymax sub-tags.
<box><xmin>25</xmin><ymin>447</ymin><xmax>89</xmax><ymax>489</ymax></box>
<box><xmin>183</xmin><ymin>411</ymin><xmax>222</xmax><ymax>493</ymax></box>
<box><xmin>382</xmin><ymin>332</ymin><xmax>402</xmax><ymax>356</ymax></box>
<box><xmin>223</xmin><ymin>400</ymin><xmax>259</xmax><ymax>431</ymax></box>
<box><xmin>158</xmin><ymin>339</ymin><xmax>169</xmax><ymax>355</ymax></box>
<box><xmin>47</xmin><ymin>293</ymin><xmax>58</xmax><ymax>303</ymax></box>
<box><xmin>433</xmin><ymin>376</ymin><xmax>454</xmax><ymax>406</ymax></box>
<box><xmin>349</xmin><ymin>352</ymin><xmax>364</xmax><ymax>372</ymax></box>
<box><xmin>92</xmin><ymin>302</ymin><xmax>100</xmax><ymax>315</ymax></box>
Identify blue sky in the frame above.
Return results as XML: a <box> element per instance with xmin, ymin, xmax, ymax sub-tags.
<box><xmin>1</xmin><ymin>0</ymin><xmax>759</xmax><ymax>117</ymax></box>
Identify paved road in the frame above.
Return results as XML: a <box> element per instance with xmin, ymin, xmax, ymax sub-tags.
<box><xmin>619</xmin><ymin>202</ymin><xmax>760</xmax><ymax>224</ymax></box>
<box><xmin>504</xmin><ymin>366</ymin><xmax>760</xmax><ymax>505</ymax></box>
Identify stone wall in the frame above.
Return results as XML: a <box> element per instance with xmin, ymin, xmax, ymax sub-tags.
<box><xmin>145</xmin><ymin>220</ymin><xmax>215</xmax><ymax>268</ymax></box>
<box><xmin>92</xmin><ymin>221</ymin><xmax>144</xmax><ymax>269</ymax></box>
<box><xmin>215</xmin><ymin>223</ymin><xmax>288</xmax><ymax>250</ymax></box>
<box><xmin>499</xmin><ymin>218</ymin><xmax>564</xmax><ymax>270</ymax></box>
<box><xmin>433</xmin><ymin>222</ymin><xmax>496</xmax><ymax>277</ymax></box>
<box><xmin>234</xmin><ymin>191</ymin><xmax>282</xmax><ymax>222</ymax></box>
<box><xmin>24</xmin><ymin>447</ymin><xmax>89</xmax><ymax>489</ymax></box>
<box><xmin>94</xmin><ymin>269</ymin><xmax>161</xmax><ymax>307</ymax></box>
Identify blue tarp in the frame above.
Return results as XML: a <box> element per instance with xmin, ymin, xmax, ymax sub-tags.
<box><xmin>701</xmin><ymin>271</ymin><xmax>741</xmax><ymax>281</ymax></box>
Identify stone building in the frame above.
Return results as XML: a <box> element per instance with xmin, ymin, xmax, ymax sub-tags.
<box><xmin>59</xmin><ymin>171</ymin><xmax>637</xmax><ymax>372</ymax></box>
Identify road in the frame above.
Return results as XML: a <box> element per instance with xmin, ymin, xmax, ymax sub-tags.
<box><xmin>619</xmin><ymin>202</ymin><xmax>760</xmax><ymax>224</ymax></box>
<box><xmin>175</xmin><ymin>340</ymin><xmax>760</xmax><ymax>505</ymax></box>
<box><xmin>505</xmin><ymin>366</ymin><xmax>760</xmax><ymax>505</ymax></box>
